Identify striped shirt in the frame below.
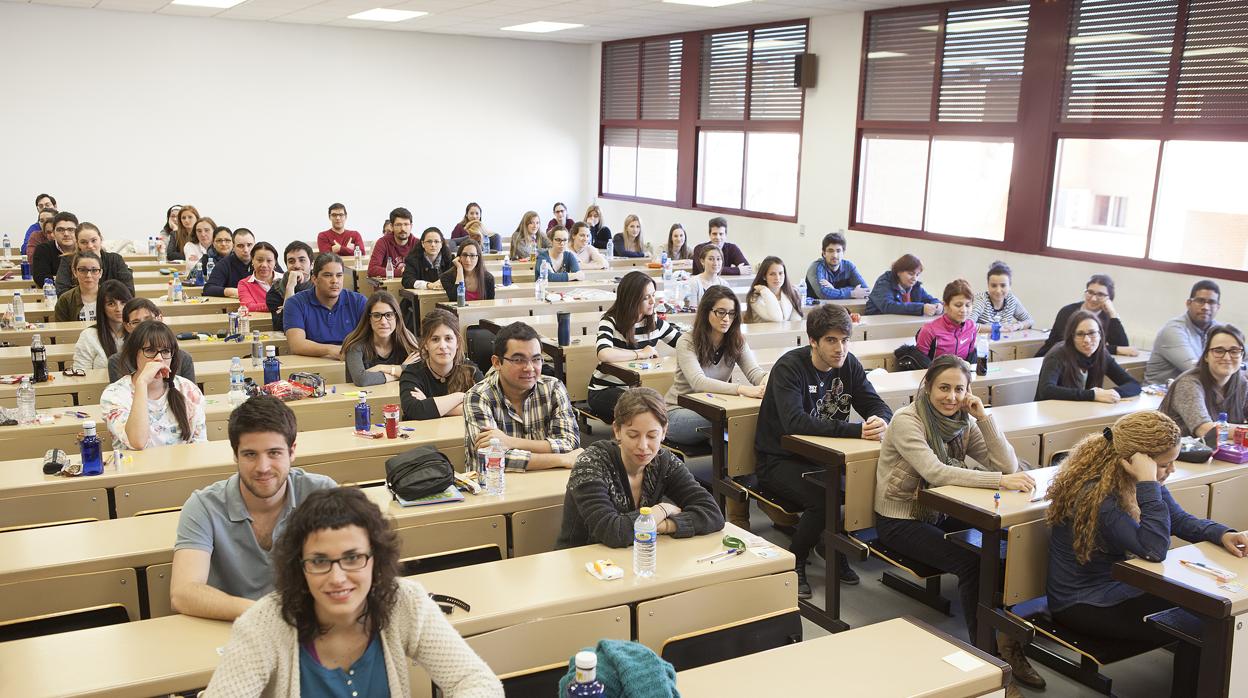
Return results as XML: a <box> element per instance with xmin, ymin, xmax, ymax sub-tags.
<box><xmin>589</xmin><ymin>315</ymin><xmax>682</xmax><ymax>392</ymax></box>
<box><xmin>463</xmin><ymin>367</ymin><xmax>580</xmax><ymax>472</ymax></box>
<box><xmin>971</xmin><ymin>291</ymin><xmax>1032</xmax><ymax>326</ymax></box>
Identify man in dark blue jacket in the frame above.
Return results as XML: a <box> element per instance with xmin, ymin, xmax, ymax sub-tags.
<box><xmin>204</xmin><ymin>228</ymin><xmax>255</xmax><ymax>298</ymax></box>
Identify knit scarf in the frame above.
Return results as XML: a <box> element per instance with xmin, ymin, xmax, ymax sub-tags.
<box><xmin>914</xmin><ymin>390</ymin><xmax>971</xmax><ymax>468</ymax></box>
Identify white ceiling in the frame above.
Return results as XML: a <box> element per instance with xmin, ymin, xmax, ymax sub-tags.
<box><xmin>0</xmin><ymin>0</ymin><xmax>935</xmax><ymax>43</ymax></box>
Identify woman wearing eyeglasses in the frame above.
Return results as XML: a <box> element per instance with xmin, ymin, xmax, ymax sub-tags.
<box><xmin>72</xmin><ymin>280</ymin><xmax>133</xmax><ymax>371</ymax></box>
<box><xmin>108</xmin><ymin>298</ymin><xmax>197</xmax><ymax>383</ymax></box>
<box><xmin>205</xmin><ymin>487</ymin><xmax>502</xmax><ymax>697</ymax></box>
<box><xmin>340</xmin><ymin>291</ymin><xmax>419</xmax><ymax>387</ymax></box>
<box><xmin>1159</xmin><ymin>324</ymin><xmax>1247</xmax><ymax>438</ymax></box>
<box><xmin>53</xmin><ymin>250</ymin><xmax>104</xmax><ymax>322</ymax></box>
<box><xmin>1035</xmin><ymin>310</ymin><xmax>1140</xmax><ymax>403</ymax></box>
<box><xmin>440</xmin><ymin>240</ymin><xmax>497</xmax><ymax>370</ymax></box>
<box><xmin>101</xmin><ymin>320</ymin><xmax>206</xmax><ymax>450</ymax></box>
<box><xmin>534</xmin><ymin>227</ymin><xmax>584</xmax><ymax>282</ymax></box>
<box><xmin>1033</xmin><ymin>274</ymin><xmax>1137</xmax><ymax>358</ymax></box>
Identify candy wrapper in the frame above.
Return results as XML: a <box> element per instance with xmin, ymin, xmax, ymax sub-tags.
<box><xmin>585</xmin><ymin>559</ymin><xmax>624</xmax><ymax>581</ymax></box>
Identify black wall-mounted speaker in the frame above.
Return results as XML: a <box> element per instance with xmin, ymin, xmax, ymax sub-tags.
<box><xmin>793</xmin><ymin>53</ymin><xmax>817</xmax><ymax>88</ymax></box>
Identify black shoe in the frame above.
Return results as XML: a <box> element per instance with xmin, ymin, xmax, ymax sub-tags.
<box><xmin>836</xmin><ymin>553</ymin><xmax>860</xmax><ymax>585</ymax></box>
<box><xmin>795</xmin><ymin>561</ymin><xmax>812</xmax><ymax>599</ymax></box>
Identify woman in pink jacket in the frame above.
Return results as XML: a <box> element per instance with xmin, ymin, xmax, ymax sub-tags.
<box><xmin>915</xmin><ymin>278</ymin><xmax>979</xmax><ymax>363</ymax></box>
<box><xmin>236</xmin><ymin>242</ymin><xmax>281</xmax><ymax>313</ymax></box>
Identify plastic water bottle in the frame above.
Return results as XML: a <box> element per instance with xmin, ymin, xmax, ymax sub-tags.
<box><xmin>171</xmin><ymin>272</ymin><xmax>183</xmax><ymax>303</ymax></box>
<box><xmin>485</xmin><ymin>437</ymin><xmax>505</xmax><ymax>496</ymax></box>
<box><xmin>481</xmin><ymin>235</ymin><xmax>490</xmax><ymax>254</ymax></box>
<box><xmin>228</xmin><ymin>357</ymin><xmax>247</xmax><ymax>408</ymax></box>
<box><xmin>662</xmin><ymin>257</ymin><xmax>672</xmax><ymax>286</ymax></box>
<box><xmin>157</xmin><ymin>238</ymin><xmax>167</xmax><ymax>263</ymax></box>
<box><xmin>796</xmin><ymin>279</ymin><xmax>807</xmax><ymax>304</ymax></box>
<box><xmin>30</xmin><ymin>333</ymin><xmax>47</xmax><ymax>383</ymax></box>
<box><xmin>605</xmin><ymin>238</ymin><xmax>614</xmax><ymax>260</ymax></box>
<box><xmin>237</xmin><ymin>308</ymin><xmax>250</xmax><ymax>337</ymax></box>
<box><xmin>206</xmin><ymin>258</ymin><xmax>216</xmax><ymax>282</ymax></box>
<box><xmin>20</xmin><ymin>256</ymin><xmax>30</xmax><ymax>280</ymax></box>
<box><xmin>456</xmin><ymin>281</ymin><xmax>466</xmax><ymax>307</ymax></box>
<box><xmin>354</xmin><ymin>393</ymin><xmax>371</xmax><ymax>432</ymax></box>
<box><xmin>80</xmin><ymin>420</ymin><xmax>103</xmax><ymax>476</ymax></box>
<box><xmin>566</xmin><ymin>651</ymin><xmax>606</xmax><ymax>697</ymax></box>
<box><xmin>16</xmin><ymin>376</ymin><xmax>35</xmax><ymax>423</ymax></box>
<box><xmin>11</xmin><ymin>291</ymin><xmax>24</xmax><ymax>326</ymax></box>
<box><xmin>354</xmin><ymin>252</ymin><xmax>364</xmax><ymax>272</ymax></box>
<box><xmin>633</xmin><ymin>507</ymin><xmax>657</xmax><ymax>578</ymax></box>
<box><xmin>2</xmin><ymin>233</ymin><xmax>10</xmax><ymax>258</ymax></box>
<box><xmin>1217</xmin><ymin>412</ymin><xmax>1232</xmax><ymax>446</ymax></box>
<box><xmin>976</xmin><ymin>336</ymin><xmax>990</xmax><ymax>376</ymax></box>
<box><xmin>251</xmin><ymin>331</ymin><xmax>262</xmax><ymax>367</ymax></box>
<box><xmin>147</xmin><ymin>237</ymin><xmax>156</xmax><ymax>256</ymax></box>
<box><xmin>263</xmin><ymin>345</ymin><xmax>280</xmax><ymax>384</ymax></box>
<box><xmin>385</xmin><ymin>257</ymin><xmax>394</xmax><ymax>279</ymax></box>
<box><xmin>42</xmin><ymin>278</ymin><xmax>56</xmax><ymax>303</ymax></box>
<box><xmin>501</xmin><ymin>258</ymin><xmax>512</xmax><ymax>286</ymax></box>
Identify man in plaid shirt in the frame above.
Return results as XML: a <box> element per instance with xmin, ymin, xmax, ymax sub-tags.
<box><xmin>464</xmin><ymin>322</ymin><xmax>583</xmax><ymax>471</ymax></box>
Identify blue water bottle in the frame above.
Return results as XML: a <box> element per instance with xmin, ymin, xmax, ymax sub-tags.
<box><xmin>354</xmin><ymin>393</ymin><xmax>371</xmax><ymax>432</ymax></box>
<box><xmin>80</xmin><ymin>420</ymin><xmax>104</xmax><ymax>476</ymax></box>
<box><xmin>263</xmin><ymin>345</ymin><xmax>281</xmax><ymax>384</ymax></box>
<box><xmin>566</xmin><ymin>651</ymin><xmax>606</xmax><ymax>697</ymax></box>
<box><xmin>20</xmin><ymin>258</ymin><xmax>30</xmax><ymax>280</ymax></box>
<box><xmin>501</xmin><ymin>258</ymin><xmax>512</xmax><ymax>286</ymax></box>
<box><xmin>990</xmin><ymin>322</ymin><xmax>1002</xmax><ymax>341</ymax></box>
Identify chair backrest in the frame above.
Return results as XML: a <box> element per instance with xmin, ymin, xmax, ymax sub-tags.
<box><xmin>511</xmin><ymin>505</ymin><xmax>563</xmax><ymax>558</ymax></box>
<box><xmin>469</xmin><ymin>605</ymin><xmax>631</xmax><ymax>688</ymax></box>
<box><xmin>145</xmin><ymin>562</ymin><xmax>174</xmax><ymax>618</ymax></box>
<box><xmin>0</xmin><ymin>488</ymin><xmax>109</xmax><ymax>532</ymax></box>
<box><xmin>115</xmin><ymin>473</ymin><xmax>225</xmax><ymax>517</ymax></box>
<box><xmin>636</xmin><ymin>572</ymin><xmax>798</xmax><ymax>658</ymax></box>
<box><xmin>394</xmin><ymin>515</ymin><xmax>507</xmax><ymax>575</ymax></box>
<box><xmin>0</xmin><ymin>568</ymin><xmax>140</xmax><ymax>641</ymax></box>
<box><xmin>1211</xmin><ymin>474</ymin><xmax>1248</xmax><ymax>532</ymax></box>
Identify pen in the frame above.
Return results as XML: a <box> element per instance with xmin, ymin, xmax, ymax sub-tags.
<box><xmin>1180</xmin><ymin>560</ymin><xmax>1236</xmax><ymax>581</ymax></box>
<box><xmin>704</xmin><ymin>393</ymin><xmax>726</xmax><ymax>402</ymax></box>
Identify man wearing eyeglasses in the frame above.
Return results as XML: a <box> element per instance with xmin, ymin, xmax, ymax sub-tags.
<box><xmin>1145</xmin><ymin>280</ymin><xmax>1223</xmax><ymax>384</ymax></box>
<box><xmin>283</xmin><ymin>252</ymin><xmax>368</xmax><ymax>359</ymax></box>
<box><xmin>463</xmin><ymin>322</ymin><xmax>583</xmax><ymax>472</ymax></box>
<box><xmin>171</xmin><ymin>395</ymin><xmax>336</xmax><ymax>621</ymax></box>
<box><xmin>30</xmin><ymin>211</ymin><xmax>80</xmax><ymax>291</ymax></box>
<box><xmin>754</xmin><ymin>303</ymin><xmax>892</xmax><ymax>599</ymax></box>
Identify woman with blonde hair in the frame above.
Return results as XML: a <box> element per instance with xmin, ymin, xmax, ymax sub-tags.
<box><xmin>509</xmin><ymin>210</ymin><xmax>549</xmax><ymax>261</ymax></box>
<box><xmin>584</xmin><ymin>204</ymin><xmax>612</xmax><ymax>250</ymax></box>
<box><xmin>611</xmin><ymin>214</ymin><xmax>646</xmax><ymax>258</ymax></box>
<box><xmin>1045</xmin><ymin>411</ymin><xmax>1248</xmax><ymax>692</ymax></box>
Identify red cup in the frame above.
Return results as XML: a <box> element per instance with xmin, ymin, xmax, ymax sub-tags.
<box><xmin>383</xmin><ymin>404</ymin><xmax>400</xmax><ymax>439</ymax></box>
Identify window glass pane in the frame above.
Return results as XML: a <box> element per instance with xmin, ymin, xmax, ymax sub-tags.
<box><xmin>1150</xmin><ymin>140</ymin><xmax>1248</xmax><ymax>270</ymax></box>
<box><xmin>602</xmin><ymin>127</ymin><xmax>638</xmax><ymax>197</ymax></box>
<box><xmin>744</xmin><ymin>132</ymin><xmax>800</xmax><ymax>216</ymax></box>
<box><xmin>924</xmin><ymin>137</ymin><xmax>1013</xmax><ymax>241</ymax></box>
<box><xmin>697</xmin><ymin>131</ymin><xmax>745</xmax><ymax>209</ymax></box>
<box><xmin>636</xmin><ymin>129</ymin><xmax>678</xmax><ymax>202</ymax></box>
<box><xmin>856</xmin><ymin>134</ymin><xmax>928</xmax><ymax>230</ymax></box>
<box><xmin>1048</xmin><ymin>138</ymin><xmax>1158</xmax><ymax>258</ymax></box>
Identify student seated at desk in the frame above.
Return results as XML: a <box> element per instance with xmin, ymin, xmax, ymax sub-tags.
<box><xmin>450</xmin><ymin>201</ymin><xmax>502</xmax><ymax>254</ymax></box>
<box><xmin>22</xmin><ymin>193</ymin><xmax>56</xmax><ymax>256</ymax></box>
<box><xmin>101</xmin><ymin>321</ymin><xmax>207</xmax><ymax>449</ymax></box>
<box><xmin>1036</xmin><ymin>311</ymin><xmax>1141</xmax><ymax>403</ymax></box>
<box><xmin>206</xmin><ymin>487</ymin><xmax>503</xmax><ymax>698</ymax></box>
<box><xmin>588</xmin><ymin>271</ymin><xmax>682</xmax><ymax>422</ymax></box>
<box><xmin>53</xmin><ymin>221</ymin><xmax>135</xmax><ymax>295</ymax></box>
<box><xmin>266</xmin><ymin>241</ymin><xmax>314</xmax><ymax>333</ymax></box>
<box><xmin>664</xmin><ymin>223</ymin><xmax>694</xmax><ymax>270</ymax></box>
<box><xmin>685</xmin><ymin>245</ymin><xmax>731</xmax><ymax>308</ymax></box>
<box><xmin>341</xmin><ymin>291</ymin><xmax>417</xmax><ymax>387</ymax></box>
<box><xmin>744</xmin><ymin>256</ymin><xmax>803</xmax><ymax>323</ymax></box>
<box><xmin>401</xmin><ymin>226</ymin><xmax>453</xmax><ymax>291</ymax></box>
<box><xmin>915</xmin><ymin>279</ymin><xmax>978</xmax><ymax>363</ymax></box>
<box><xmin>32</xmin><ymin>211</ymin><xmax>76</xmax><ymax>293</ymax></box>
<box><xmin>1034</xmin><ymin>274</ymin><xmax>1137</xmax><ymax>358</ymax></box>
<box><xmin>24</xmin><ymin>210</ymin><xmax>57</xmax><ymax>276</ymax></box>
<box><xmin>168</xmin><ymin>204</ymin><xmax>200</xmax><ymax>263</ymax></box>
<box><xmin>547</xmin><ymin>201</ymin><xmax>574</xmax><ymax>235</ymax></box>
<box><xmin>315</xmin><ymin>202</ymin><xmax>366</xmax><ymax>258</ymax></box>
<box><xmin>584</xmin><ymin>204</ymin><xmax>612</xmax><ymax>250</ymax></box>
<box><xmin>611</xmin><ymin>214</ymin><xmax>647</xmax><ymax>259</ymax></box>
<box><xmin>971</xmin><ymin>261</ymin><xmax>1032</xmax><ymax>332</ymax></box>
<box><xmin>53</xmin><ymin>250</ymin><xmax>103</xmax><ymax>323</ymax></box>
<box><xmin>665</xmin><ymin>286</ymin><xmax>768</xmax><ymax>447</ymax></box>
<box><xmin>184</xmin><ymin>216</ymin><xmax>216</xmax><ymax>274</ymax></box>
<box><xmin>400</xmin><ymin>309</ymin><xmax>484</xmax><ymax>420</ymax></box>
<box><xmin>1045</xmin><ymin>411</ymin><xmax>1248</xmax><ymax>692</ymax></box>
<box><xmin>440</xmin><ymin>240</ymin><xmax>497</xmax><ymax>369</ymax></box>
<box><xmin>283</xmin><ymin>253</ymin><xmax>369</xmax><ymax>360</ymax></box>
<box><xmin>464</xmin><ymin>321</ymin><xmax>582</xmax><ymax>472</ymax></box>
<box><xmin>873</xmin><ymin>355</ymin><xmax>1040</xmax><ymax>695</ymax></box>
<box><xmin>72</xmin><ymin>279</ymin><xmax>131</xmax><ymax>371</ymax></box>
<box><xmin>368</xmin><ymin>208</ymin><xmax>417</xmax><ymax>279</ymax></box>
<box><xmin>756</xmin><ymin>303</ymin><xmax>892</xmax><ymax>594</ymax></box>
<box><xmin>195</xmin><ymin>225</ymin><xmax>235</xmax><ymax>282</ymax></box>
<box><xmin>236</xmin><ymin>242</ymin><xmax>282</xmax><ymax>313</ymax></box>
<box><xmin>570</xmin><ymin>222</ymin><xmax>608</xmax><ymax>270</ymax></box>
<box><xmin>557</xmin><ymin>387</ymin><xmax>725</xmax><ymax>549</ymax></box>
<box><xmin>172</xmin><ymin>395</ymin><xmax>337</xmax><ymax>621</ymax></box>
<box><xmin>1159</xmin><ymin>324</ymin><xmax>1247</xmax><ymax>438</ymax></box>
<box><xmin>204</xmin><ymin>228</ymin><xmax>255</xmax><ymax>299</ymax></box>
<box><xmin>108</xmin><ymin>298</ymin><xmax>196</xmax><ymax>382</ymax></box>
<box><xmin>509</xmin><ymin>210</ymin><xmax>549</xmax><ymax>261</ymax></box>
<box><xmin>1146</xmin><ymin>279</ymin><xmax>1222</xmax><ymax>384</ymax></box>
<box><xmin>535</xmin><ymin>227</ymin><xmax>584</xmax><ymax>282</ymax></box>
<box><xmin>692</xmin><ymin>217</ymin><xmax>750</xmax><ymax>277</ymax></box>
<box><xmin>865</xmin><ymin>253</ymin><xmax>940</xmax><ymax>317</ymax></box>
<box><xmin>804</xmin><ymin>231</ymin><xmax>868</xmax><ymax>301</ymax></box>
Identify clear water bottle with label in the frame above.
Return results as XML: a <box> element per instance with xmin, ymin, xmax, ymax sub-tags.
<box><xmin>16</xmin><ymin>376</ymin><xmax>35</xmax><ymax>423</ymax></box>
<box><xmin>385</xmin><ymin>257</ymin><xmax>394</xmax><ymax>279</ymax></box>
<box><xmin>605</xmin><ymin>238</ymin><xmax>614</xmax><ymax>260</ymax></box>
<box><xmin>796</xmin><ymin>279</ymin><xmax>807</xmax><ymax>305</ymax></box>
<box><xmin>566</xmin><ymin>651</ymin><xmax>606</xmax><ymax>697</ymax></box>
<box><xmin>633</xmin><ymin>507</ymin><xmax>657</xmax><ymax>578</ymax></box>
<box><xmin>2</xmin><ymin>233</ymin><xmax>10</xmax><ymax>258</ymax></box>
<box><xmin>456</xmin><ymin>281</ymin><xmax>466</xmax><ymax>307</ymax></box>
<box><xmin>206</xmin><ymin>258</ymin><xmax>216</xmax><ymax>282</ymax></box>
<box><xmin>354</xmin><ymin>251</ymin><xmax>364</xmax><ymax>272</ymax></box>
<box><xmin>148</xmin><ymin>237</ymin><xmax>157</xmax><ymax>256</ymax></box>
<box><xmin>42</xmin><ymin>278</ymin><xmax>55</xmax><ymax>303</ymax></box>
<box><xmin>481</xmin><ymin>235</ymin><xmax>490</xmax><ymax>254</ymax></box>
<box><xmin>12</xmin><ymin>291</ymin><xmax>24</xmax><ymax>326</ymax></box>
<box><xmin>171</xmin><ymin>272</ymin><xmax>183</xmax><ymax>303</ymax></box>
<box><xmin>228</xmin><ymin>357</ymin><xmax>247</xmax><ymax>409</ymax></box>
<box><xmin>485</xmin><ymin>437</ymin><xmax>505</xmax><ymax>496</ymax></box>
<box><xmin>1217</xmin><ymin>412</ymin><xmax>1232</xmax><ymax>446</ymax></box>
<box><xmin>80</xmin><ymin>420</ymin><xmax>103</xmax><ymax>476</ymax></box>
<box><xmin>251</xmin><ymin>331</ymin><xmax>262</xmax><ymax>367</ymax></box>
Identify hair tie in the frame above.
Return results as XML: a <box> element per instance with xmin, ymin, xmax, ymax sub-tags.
<box><xmin>1103</xmin><ymin>427</ymin><xmax>1114</xmax><ymax>443</ymax></box>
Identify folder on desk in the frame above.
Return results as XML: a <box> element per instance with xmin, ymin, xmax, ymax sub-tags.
<box><xmin>395</xmin><ymin>485</ymin><xmax>465</xmax><ymax>507</ymax></box>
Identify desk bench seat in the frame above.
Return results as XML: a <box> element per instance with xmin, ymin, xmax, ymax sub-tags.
<box><xmin>848</xmin><ymin>529</ymin><xmax>952</xmax><ymax>615</ymax></box>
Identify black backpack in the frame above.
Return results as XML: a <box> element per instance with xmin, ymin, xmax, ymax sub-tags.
<box><xmin>385</xmin><ymin>445</ymin><xmax>455</xmax><ymax>501</ymax></box>
<box><xmin>894</xmin><ymin>344</ymin><xmax>932</xmax><ymax>372</ymax></box>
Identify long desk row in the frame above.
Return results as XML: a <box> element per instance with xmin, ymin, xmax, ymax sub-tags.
<box><xmin>0</xmin><ymin>295</ymin><xmax>243</xmax><ymax>323</ymax></box>
<box><xmin>0</xmin><ymin>331</ymin><xmax>289</xmax><ymax>374</ymax></box>
<box><xmin>0</xmin><ymin>311</ymin><xmax>272</xmax><ymax>346</ymax></box>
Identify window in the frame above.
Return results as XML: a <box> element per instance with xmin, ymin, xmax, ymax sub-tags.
<box><xmin>599</xmin><ymin>21</ymin><xmax>809</xmax><ymax>220</ymax></box>
<box><xmin>854</xmin><ymin>0</ymin><xmax>1248</xmax><ymax>280</ymax></box>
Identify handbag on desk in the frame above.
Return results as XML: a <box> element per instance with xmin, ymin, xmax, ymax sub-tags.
<box><xmin>386</xmin><ymin>445</ymin><xmax>455</xmax><ymax>501</ymax></box>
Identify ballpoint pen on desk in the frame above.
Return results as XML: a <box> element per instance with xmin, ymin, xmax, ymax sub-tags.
<box><xmin>1180</xmin><ymin>559</ymin><xmax>1237</xmax><ymax>582</ymax></box>
<box><xmin>704</xmin><ymin>393</ymin><xmax>726</xmax><ymax>402</ymax></box>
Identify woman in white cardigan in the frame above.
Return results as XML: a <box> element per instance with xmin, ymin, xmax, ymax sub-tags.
<box><xmin>744</xmin><ymin>256</ymin><xmax>804</xmax><ymax>323</ymax></box>
<box><xmin>206</xmin><ymin>487</ymin><xmax>502</xmax><ymax>698</ymax></box>
<box><xmin>72</xmin><ymin>280</ymin><xmax>132</xmax><ymax>371</ymax></box>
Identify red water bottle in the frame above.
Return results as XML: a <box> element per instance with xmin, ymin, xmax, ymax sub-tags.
<box><xmin>383</xmin><ymin>404</ymin><xmax>400</xmax><ymax>439</ymax></box>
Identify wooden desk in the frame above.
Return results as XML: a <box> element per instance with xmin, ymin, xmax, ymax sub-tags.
<box><xmin>436</xmin><ymin>296</ymin><xmax>614</xmax><ymax>328</ymax></box>
<box><xmin>1114</xmin><ymin>542</ymin><xmax>1248</xmax><ymax>697</ymax></box>
<box><xmin>0</xmin><ymin>332</ymin><xmax>288</xmax><ymax>373</ymax></box>
<box><xmin>364</xmin><ymin>469</ymin><xmax>570</xmax><ymax>530</ymax></box>
<box><xmin>0</xmin><ymin>511</ymin><xmax>181</xmax><ymax>584</ymax></box>
<box><xmin>0</xmin><ymin>312</ymin><xmax>273</xmax><ymax>346</ymax></box>
<box><xmin>676</xmin><ymin>617</ymin><xmax>1008</xmax><ymax>697</ymax></box>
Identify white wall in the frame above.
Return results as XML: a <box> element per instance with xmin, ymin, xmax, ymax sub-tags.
<box><xmin>583</xmin><ymin>12</ymin><xmax>1247</xmax><ymax>347</ymax></box>
<box><xmin>0</xmin><ymin>3</ymin><xmax>590</xmax><ymax>253</ymax></box>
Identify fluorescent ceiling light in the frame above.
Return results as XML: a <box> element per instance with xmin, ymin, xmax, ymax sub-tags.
<box><xmin>500</xmin><ymin>21</ymin><xmax>583</xmax><ymax>33</ymax></box>
<box><xmin>347</xmin><ymin>8</ymin><xmax>427</xmax><ymax>22</ymax></box>
<box><xmin>867</xmin><ymin>51</ymin><xmax>907</xmax><ymax>59</ymax></box>
<box><xmin>170</xmin><ymin>0</ymin><xmax>245</xmax><ymax>8</ymax></box>
<box><xmin>1069</xmin><ymin>33</ymin><xmax>1145</xmax><ymax>45</ymax></box>
<box><xmin>664</xmin><ymin>0</ymin><xmax>751</xmax><ymax>6</ymax></box>
<box><xmin>921</xmin><ymin>19</ymin><xmax>1027</xmax><ymax>33</ymax></box>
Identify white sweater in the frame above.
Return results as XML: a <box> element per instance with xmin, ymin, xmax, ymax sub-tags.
<box><xmin>205</xmin><ymin>578</ymin><xmax>502</xmax><ymax>698</ymax></box>
<box><xmin>747</xmin><ymin>288</ymin><xmax>801</xmax><ymax>322</ymax></box>
<box><xmin>73</xmin><ymin>326</ymin><xmax>124</xmax><ymax>371</ymax></box>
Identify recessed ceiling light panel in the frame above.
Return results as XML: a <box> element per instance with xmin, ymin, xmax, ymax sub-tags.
<box><xmin>663</xmin><ymin>0</ymin><xmax>752</xmax><ymax>7</ymax></box>
<box><xmin>500</xmin><ymin>21</ymin><xmax>583</xmax><ymax>33</ymax></box>
<box><xmin>347</xmin><ymin>8</ymin><xmax>428</xmax><ymax>22</ymax></box>
<box><xmin>171</xmin><ymin>0</ymin><xmax>246</xmax><ymax>9</ymax></box>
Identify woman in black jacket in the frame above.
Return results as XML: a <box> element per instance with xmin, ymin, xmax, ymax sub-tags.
<box><xmin>399</xmin><ymin>309</ymin><xmax>484</xmax><ymax>420</ymax></box>
<box><xmin>1036</xmin><ymin>310</ymin><xmax>1141</xmax><ymax>403</ymax></box>
<box><xmin>402</xmin><ymin>226</ymin><xmax>454</xmax><ymax>290</ymax></box>
<box><xmin>438</xmin><ymin>239</ymin><xmax>496</xmax><ymax>369</ymax></box>
<box><xmin>1034</xmin><ymin>274</ymin><xmax>1136</xmax><ymax>357</ymax></box>
<box><xmin>584</xmin><ymin>204</ymin><xmax>613</xmax><ymax>250</ymax></box>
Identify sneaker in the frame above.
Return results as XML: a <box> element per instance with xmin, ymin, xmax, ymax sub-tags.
<box><xmin>836</xmin><ymin>552</ymin><xmax>860</xmax><ymax>585</ymax></box>
<box><xmin>795</xmin><ymin>561</ymin><xmax>812</xmax><ymax>599</ymax></box>
<box><xmin>998</xmin><ymin>632</ymin><xmax>1046</xmax><ymax>689</ymax></box>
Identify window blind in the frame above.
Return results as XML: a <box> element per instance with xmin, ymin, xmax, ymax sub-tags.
<box><xmin>603</xmin><ymin>43</ymin><xmax>641</xmax><ymax>120</ymax></box>
<box><xmin>642</xmin><ymin>39</ymin><xmax>683</xmax><ymax>120</ymax></box>
<box><xmin>1174</xmin><ymin>0</ymin><xmax>1248</xmax><ymax>121</ymax></box>
<box><xmin>862</xmin><ymin>11</ymin><xmax>941</xmax><ymax>121</ymax></box>
<box><xmin>700</xmin><ymin>30</ymin><xmax>750</xmax><ymax>120</ymax></box>
<box><xmin>938</xmin><ymin>3</ymin><xmax>1029</xmax><ymax>122</ymax></box>
<box><xmin>749</xmin><ymin>24</ymin><xmax>808</xmax><ymax>120</ymax></box>
<box><xmin>1062</xmin><ymin>0</ymin><xmax>1179</xmax><ymax>122</ymax></box>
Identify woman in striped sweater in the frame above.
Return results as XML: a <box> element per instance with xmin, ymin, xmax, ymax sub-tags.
<box><xmin>587</xmin><ymin>271</ymin><xmax>682</xmax><ymax>422</ymax></box>
<box><xmin>971</xmin><ymin>261</ymin><xmax>1033</xmax><ymax>332</ymax></box>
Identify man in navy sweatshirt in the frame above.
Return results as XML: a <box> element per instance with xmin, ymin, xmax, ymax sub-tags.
<box><xmin>204</xmin><ymin>228</ymin><xmax>255</xmax><ymax>298</ymax></box>
<box><xmin>804</xmin><ymin>231</ymin><xmax>869</xmax><ymax>300</ymax></box>
<box><xmin>755</xmin><ymin>303</ymin><xmax>892</xmax><ymax>598</ymax></box>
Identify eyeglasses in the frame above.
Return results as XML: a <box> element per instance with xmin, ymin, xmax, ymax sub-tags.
<box><xmin>125</xmin><ymin>317</ymin><xmax>154</xmax><ymax>328</ymax></box>
<box><xmin>501</xmin><ymin>356</ymin><xmax>543</xmax><ymax>367</ymax></box>
<box><xmin>1210</xmin><ymin>347</ymin><xmax>1245</xmax><ymax>359</ymax></box>
<box><xmin>1189</xmin><ymin>297</ymin><xmax>1220</xmax><ymax>307</ymax></box>
<box><xmin>460</xmin><ymin>253</ymin><xmax>480</xmax><ymax>259</ymax></box>
<box><xmin>301</xmin><ymin>552</ymin><xmax>372</xmax><ymax>575</ymax></box>
<box><xmin>1084</xmin><ymin>290</ymin><xmax>1110</xmax><ymax>300</ymax></box>
<box><xmin>370</xmin><ymin>311</ymin><xmax>396</xmax><ymax>321</ymax></box>
<box><xmin>710</xmin><ymin>309</ymin><xmax>737</xmax><ymax>319</ymax></box>
<box><xmin>53</xmin><ymin>226</ymin><xmax>76</xmax><ymax>234</ymax></box>
<box><xmin>75</xmin><ymin>267</ymin><xmax>102</xmax><ymax>275</ymax></box>
<box><xmin>1074</xmin><ymin>330</ymin><xmax>1101</xmax><ymax>340</ymax></box>
<box><xmin>553</xmin><ymin>238</ymin><xmax>569</xmax><ymax>244</ymax></box>
<box><xmin>140</xmin><ymin>347</ymin><xmax>174</xmax><ymax>359</ymax></box>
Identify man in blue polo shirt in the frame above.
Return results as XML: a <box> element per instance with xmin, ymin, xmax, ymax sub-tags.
<box><xmin>282</xmin><ymin>252</ymin><xmax>368</xmax><ymax>359</ymax></box>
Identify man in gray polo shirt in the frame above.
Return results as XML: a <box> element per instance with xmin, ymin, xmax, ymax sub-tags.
<box><xmin>170</xmin><ymin>395</ymin><xmax>336</xmax><ymax>621</ymax></box>
<box><xmin>1145</xmin><ymin>279</ymin><xmax>1221</xmax><ymax>384</ymax></box>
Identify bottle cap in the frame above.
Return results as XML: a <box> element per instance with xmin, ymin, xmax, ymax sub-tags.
<box><xmin>266</xmin><ymin>345</ymin><xmax>276</xmax><ymax>356</ymax></box>
<box><xmin>83</xmin><ymin>420</ymin><xmax>96</xmax><ymax>431</ymax></box>
<box><xmin>639</xmin><ymin>506</ymin><xmax>651</xmax><ymax>515</ymax></box>
<box><xmin>575</xmin><ymin>651</ymin><xmax>596</xmax><ymax>671</ymax></box>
